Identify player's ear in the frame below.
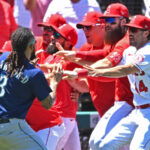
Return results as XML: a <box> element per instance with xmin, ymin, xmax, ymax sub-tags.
<box><xmin>143</xmin><ymin>30</ymin><xmax>150</xmax><ymax>39</ymax></box>
<box><xmin>120</xmin><ymin>18</ymin><xmax>127</xmax><ymax>26</ymax></box>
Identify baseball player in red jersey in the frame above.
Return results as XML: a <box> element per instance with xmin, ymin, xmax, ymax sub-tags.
<box><xmin>25</xmin><ymin>14</ymin><xmax>67</xmax><ymax>150</ymax></box>
<box><xmin>40</xmin><ymin>23</ymin><xmax>89</xmax><ymax>150</ymax></box>
<box><xmin>35</xmin><ymin>14</ymin><xmax>67</xmax><ymax>64</ymax></box>
<box><xmin>57</xmin><ymin>3</ymin><xmax>134</xmax><ymax>150</ymax></box>
<box><xmin>76</xmin><ymin>11</ymin><xmax>115</xmax><ymax>117</ymax></box>
<box><xmin>0</xmin><ymin>0</ymin><xmax>18</xmax><ymax>49</ymax></box>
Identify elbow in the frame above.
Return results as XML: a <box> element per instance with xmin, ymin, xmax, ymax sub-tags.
<box><xmin>41</xmin><ymin>96</ymin><xmax>53</xmax><ymax>110</ymax></box>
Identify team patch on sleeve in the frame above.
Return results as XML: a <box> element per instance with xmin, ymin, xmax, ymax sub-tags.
<box><xmin>135</xmin><ymin>54</ymin><xmax>144</xmax><ymax>63</ymax></box>
<box><xmin>107</xmin><ymin>52</ymin><xmax>122</xmax><ymax>66</ymax></box>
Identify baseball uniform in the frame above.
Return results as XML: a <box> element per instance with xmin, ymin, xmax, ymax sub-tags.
<box><xmin>45</xmin><ymin>54</ymin><xmax>82</xmax><ymax>150</ymax></box>
<box><xmin>79</xmin><ymin>43</ymin><xmax>115</xmax><ymax>116</ymax></box>
<box><xmin>73</xmin><ymin>33</ymin><xmax>134</xmax><ymax>150</ymax></box>
<box><xmin>26</xmin><ymin>37</ymin><xmax>66</xmax><ymax>150</ymax></box>
<box><xmin>99</xmin><ymin>43</ymin><xmax>150</xmax><ymax>150</ymax></box>
<box><xmin>0</xmin><ymin>52</ymin><xmax>51</xmax><ymax>150</ymax></box>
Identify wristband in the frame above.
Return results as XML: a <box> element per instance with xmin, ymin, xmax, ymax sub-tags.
<box><xmin>76</xmin><ymin>69</ymin><xmax>88</xmax><ymax>77</ymax></box>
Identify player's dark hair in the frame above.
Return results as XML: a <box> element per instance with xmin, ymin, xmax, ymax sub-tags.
<box><xmin>125</xmin><ymin>17</ymin><xmax>130</xmax><ymax>23</ymax></box>
<box><xmin>5</xmin><ymin>27</ymin><xmax>34</xmax><ymax>77</ymax></box>
<box><xmin>147</xmin><ymin>31</ymin><xmax>150</xmax><ymax>40</ymax></box>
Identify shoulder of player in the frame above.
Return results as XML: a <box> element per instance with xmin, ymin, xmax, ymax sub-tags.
<box><xmin>122</xmin><ymin>46</ymin><xmax>137</xmax><ymax>59</ymax></box>
<box><xmin>140</xmin><ymin>42</ymin><xmax>150</xmax><ymax>51</ymax></box>
<box><xmin>25</xmin><ymin>62</ymin><xmax>44</xmax><ymax>78</ymax></box>
<box><xmin>0</xmin><ymin>52</ymin><xmax>10</xmax><ymax>63</ymax></box>
<box><xmin>115</xmin><ymin>33</ymin><xmax>129</xmax><ymax>50</ymax></box>
<box><xmin>137</xmin><ymin>42</ymin><xmax>150</xmax><ymax>56</ymax></box>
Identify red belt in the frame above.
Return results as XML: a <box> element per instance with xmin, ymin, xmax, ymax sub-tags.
<box><xmin>136</xmin><ymin>104</ymin><xmax>150</xmax><ymax>109</ymax></box>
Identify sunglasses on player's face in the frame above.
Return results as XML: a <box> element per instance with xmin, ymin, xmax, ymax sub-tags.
<box><xmin>104</xmin><ymin>17</ymin><xmax>116</xmax><ymax>24</ymax></box>
<box><xmin>53</xmin><ymin>31</ymin><xmax>62</xmax><ymax>39</ymax></box>
<box><xmin>28</xmin><ymin>39</ymin><xmax>36</xmax><ymax>46</ymax></box>
<box><xmin>83</xmin><ymin>26</ymin><xmax>92</xmax><ymax>31</ymax></box>
<box><xmin>128</xmin><ymin>27</ymin><xmax>146</xmax><ymax>33</ymax></box>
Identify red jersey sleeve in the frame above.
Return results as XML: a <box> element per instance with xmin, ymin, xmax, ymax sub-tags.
<box><xmin>106</xmin><ymin>33</ymin><xmax>130</xmax><ymax>67</ymax></box>
<box><xmin>76</xmin><ymin>49</ymin><xmax>109</xmax><ymax>62</ymax></box>
<box><xmin>63</xmin><ymin>61</ymin><xmax>82</xmax><ymax>71</ymax></box>
<box><xmin>76</xmin><ymin>69</ymin><xmax>116</xmax><ymax>82</ymax></box>
<box><xmin>88</xmin><ymin>76</ymin><xmax>116</xmax><ymax>82</ymax></box>
<box><xmin>0</xmin><ymin>1</ymin><xmax>17</xmax><ymax>49</ymax></box>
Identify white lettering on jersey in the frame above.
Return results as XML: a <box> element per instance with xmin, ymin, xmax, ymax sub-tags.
<box><xmin>0</xmin><ymin>75</ymin><xmax>8</xmax><ymax>97</ymax></box>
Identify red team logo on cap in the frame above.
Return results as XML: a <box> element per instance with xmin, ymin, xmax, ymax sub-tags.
<box><xmin>104</xmin><ymin>6</ymin><xmax>110</xmax><ymax>15</ymax></box>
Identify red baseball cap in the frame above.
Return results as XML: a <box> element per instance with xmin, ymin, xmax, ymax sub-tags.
<box><xmin>37</xmin><ymin>14</ymin><xmax>66</xmax><ymax>28</ymax></box>
<box><xmin>76</xmin><ymin>11</ymin><xmax>105</xmax><ymax>29</ymax></box>
<box><xmin>125</xmin><ymin>15</ymin><xmax>150</xmax><ymax>30</ymax></box>
<box><xmin>53</xmin><ymin>24</ymin><xmax>78</xmax><ymax>46</ymax></box>
<box><xmin>101</xmin><ymin>3</ymin><xmax>129</xmax><ymax>18</ymax></box>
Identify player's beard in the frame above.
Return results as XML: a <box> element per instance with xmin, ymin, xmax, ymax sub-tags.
<box><xmin>105</xmin><ymin>24</ymin><xmax>123</xmax><ymax>45</ymax></box>
<box><xmin>46</xmin><ymin>40</ymin><xmax>65</xmax><ymax>55</ymax></box>
<box><xmin>46</xmin><ymin>43</ymin><xmax>59</xmax><ymax>55</ymax></box>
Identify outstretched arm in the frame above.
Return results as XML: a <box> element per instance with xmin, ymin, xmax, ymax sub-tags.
<box><xmin>40</xmin><ymin>64</ymin><xmax>63</xmax><ymax>109</ymax></box>
<box><xmin>90</xmin><ymin>57</ymin><xmax>113</xmax><ymax>69</ymax></box>
<box><xmin>63</xmin><ymin>63</ymin><xmax>140</xmax><ymax>81</ymax></box>
<box><xmin>86</xmin><ymin>63</ymin><xmax>140</xmax><ymax>78</ymax></box>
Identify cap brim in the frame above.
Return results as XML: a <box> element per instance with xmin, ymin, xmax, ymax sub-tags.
<box><xmin>51</xmin><ymin>26</ymin><xmax>66</xmax><ymax>39</ymax></box>
<box><xmin>100</xmin><ymin>14</ymin><xmax>122</xmax><ymax>18</ymax></box>
<box><xmin>124</xmin><ymin>23</ymin><xmax>144</xmax><ymax>30</ymax></box>
<box><xmin>76</xmin><ymin>22</ymin><xmax>94</xmax><ymax>29</ymax></box>
<box><xmin>37</xmin><ymin>22</ymin><xmax>52</xmax><ymax>27</ymax></box>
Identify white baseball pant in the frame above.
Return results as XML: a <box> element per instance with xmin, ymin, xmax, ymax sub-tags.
<box><xmin>37</xmin><ymin>123</ymin><xmax>65</xmax><ymax>150</ymax></box>
<box><xmin>89</xmin><ymin>101</ymin><xmax>133</xmax><ymax>150</ymax></box>
<box><xmin>0</xmin><ymin>118</ymin><xmax>48</xmax><ymax>150</ymax></box>
<box><xmin>64</xmin><ymin>119</ymin><xmax>81</xmax><ymax>150</ymax></box>
<box><xmin>56</xmin><ymin>117</ymin><xmax>81</xmax><ymax>150</ymax></box>
<box><xmin>99</xmin><ymin>107</ymin><xmax>150</xmax><ymax>150</ymax></box>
